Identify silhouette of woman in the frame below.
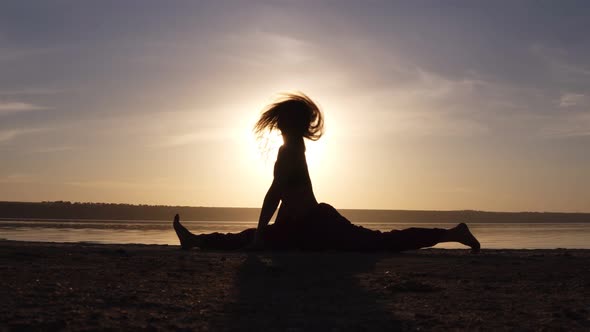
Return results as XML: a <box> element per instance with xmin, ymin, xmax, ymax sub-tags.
<box><xmin>173</xmin><ymin>93</ymin><xmax>480</xmax><ymax>252</ymax></box>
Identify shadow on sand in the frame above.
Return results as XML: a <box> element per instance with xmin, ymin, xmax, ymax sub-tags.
<box><xmin>210</xmin><ymin>252</ymin><xmax>410</xmax><ymax>331</ymax></box>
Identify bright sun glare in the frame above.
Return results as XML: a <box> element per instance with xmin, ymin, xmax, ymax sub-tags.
<box><xmin>238</xmin><ymin>97</ymin><xmax>332</xmax><ymax>185</ymax></box>
<box><xmin>256</xmin><ymin>130</ymin><xmax>284</xmax><ymax>162</ymax></box>
<box><xmin>247</xmin><ymin>128</ymin><xmax>327</xmax><ymax>170</ymax></box>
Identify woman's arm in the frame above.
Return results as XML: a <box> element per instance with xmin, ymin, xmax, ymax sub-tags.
<box><xmin>253</xmin><ymin>178</ymin><xmax>281</xmax><ymax>245</ymax></box>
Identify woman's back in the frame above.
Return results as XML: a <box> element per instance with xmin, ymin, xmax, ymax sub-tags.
<box><xmin>273</xmin><ymin>140</ymin><xmax>318</xmax><ymax>224</ymax></box>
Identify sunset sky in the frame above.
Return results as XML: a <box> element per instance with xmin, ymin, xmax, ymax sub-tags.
<box><xmin>1</xmin><ymin>1</ymin><xmax>589</xmax><ymax>212</ymax></box>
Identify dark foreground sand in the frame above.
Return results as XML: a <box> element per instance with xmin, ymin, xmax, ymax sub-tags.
<box><xmin>1</xmin><ymin>241</ymin><xmax>589</xmax><ymax>331</ymax></box>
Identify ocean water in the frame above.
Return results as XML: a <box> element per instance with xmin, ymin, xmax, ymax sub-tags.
<box><xmin>0</xmin><ymin>219</ymin><xmax>589</xmax><ymax>249</ymax></box>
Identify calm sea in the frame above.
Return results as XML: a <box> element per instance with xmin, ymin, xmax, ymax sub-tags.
<box><xmin>0</xmin><ymin>219</ymin><xmax>589</xmax><ymax>249</ymax></box>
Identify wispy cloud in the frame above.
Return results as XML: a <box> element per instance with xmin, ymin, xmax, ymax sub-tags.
<box><xmin>31</xmin><ymin>146</ymin><xmax>75</xmax><ymax>153</ymax></box>
<box><xmin>0</xmin><ymin>129</ymin><xmax>25</xmax><ymax>142</ymax></box>
<box><xmin>559</xmin><ymin>93</ymin><xmax>589</xmax><ymax>108</ymax></box>
<box><xmin>0</xmin><ymin>101</ymin><xmax>50</xmax><ymax>115</ymax></box>
<box><xmin>218</xmin><ymin>31</ymin><xmax>312</xmax><ymax>67</ymax></box>
<box><xmin>0</xmin><ymin>127</ymin><xmax>50</xmax><ymax>143</ymax></box>
<box><xmin>0</xmin><ymin>46</ymin><xmax>58</xmax><ymax>61</ymax></box>
<box><xmin>152</xmin><ymin>129</ymin><xmax>235</xmax><ymax>148</ymax></box>
<box><xmin>0</xmin><ymin>88</ymin><xmax>66</xmax><ymax>96</ymax></box>
<box><xmin>531</xmin><ymin>44</ymin><xmax>590</xmax><ymax>77</ymax></box>
<box><xmin>540</xmin><ymin>112</ymin><xmax>590</xmax><ymax>138</ymax></box>
<box><xmin>0</xmin><ymin>173</ymin><xmax>37</xmax><ymax>184</ymax></box>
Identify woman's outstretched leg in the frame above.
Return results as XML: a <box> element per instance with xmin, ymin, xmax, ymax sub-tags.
<box><xmin>382</xmin><ymin>223</ymin><xmax>480</xmax><ymax>253</ymax></box>
<box><xmin>173</xmin><ymin>214</ymin><xmax>201</xmax><ymax>250</ymax></box>
<box><xmin>173</xmin><ymin>214</ymin><xmax>256</xmax><ymax>250</ymax></box>
<box><xmin>439</xmin><ymin>223</ymin><xmax>480</xmax><ymax>252</ymax></box>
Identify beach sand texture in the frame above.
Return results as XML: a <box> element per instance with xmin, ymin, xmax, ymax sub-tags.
<box><xmin>1</xmin><ymin>241</ymin><xmax>589</xmax><ymax>331</ymax></box>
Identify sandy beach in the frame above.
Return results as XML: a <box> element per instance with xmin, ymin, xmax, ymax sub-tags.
<box><xmin>1</xmin><ymin>241</ymin><xmax>589</xmax><ymax>331</ymax></box>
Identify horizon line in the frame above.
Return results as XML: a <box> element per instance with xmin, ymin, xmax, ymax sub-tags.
<box><xmin>2</xmin><ymin>200</ymin><xmax>589</xmax><ymax>215</ymax></box>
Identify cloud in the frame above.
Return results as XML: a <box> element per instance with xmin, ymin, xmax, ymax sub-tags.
<box><xmin>0</xmin><ymin>101</ymin><xmax>50</xmax><ymax>115</ymax></box>
<box><xmin>0</xmin><ymin>88</ymin><xmax>66</xmax><ymax>96</ymax></box>
<box><xmin>0</xmin><ymin>46</ymin><xmax>57</xmax><ymax>61</ymax></box>
<box><xmin>216</xmin><ymin>31</ymin><xmax>313</xmax><ymax>68</ymax></box>
<box><xmin>559</xmin><ymin>93</ymin><xmax>589</xmax><ymax>108</ymax></box>
<box><xmin>539</xmin><ymin>112</ymin><xmax>590</xmax><ymax>138</ymax></box>
<box><xmin>367</xmin><ymin>107</ymin><xmax>490</xmax><ymax>138</ymax></box>
<box><xmin>531</xmin><ymin>44</ymin><xmax>590</xmax><ymax>77</ymax></box>
<box><xmin>0</xmin><ymin>173</ymin><xmax>37</xmax><ymax>184</ymax></box>
<box><xmin>211</xmin><ymin>30</ymin><xmax>588</xmax><ymax>141</ymax></box>
<box><xmin>152</xmin><ymin>129</ymin><xmax>235</xmax><ymax>148</ymax></box>
<box><xmin>0</xmin><ymin>129</ymin><xmax>23</xmax><ymax>142</ymax></box>
<box><xmin>0</xmin><ymin>127</ymin><xmax>49</xmax><ymax>143</ymax></box>
<box><xmin>31</xmin><ymin>146</ymin><xmax>75</xmax><ymax>153</ymax></box>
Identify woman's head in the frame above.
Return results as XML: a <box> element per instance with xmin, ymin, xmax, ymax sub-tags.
<box><xmin>255</xmin><ymin>92</ymin><xmax>324</xmax><ymax>141</ymax></box>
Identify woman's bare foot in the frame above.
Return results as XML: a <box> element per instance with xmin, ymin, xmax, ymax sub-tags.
<box><xmin>445</xmin><ymin>223</ymin><xmax>481</xmax><ymax>253</ymax></box>
<box><xmin>173</xmin><ymin>214</ymin><xmax>198</xmax><ymax>250</ymax></box>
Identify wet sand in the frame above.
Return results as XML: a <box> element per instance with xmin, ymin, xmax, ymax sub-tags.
<box><xmin>1</xmin><ymin>241</ymin><xmax>589</xmax><ymax>331</ymax></box>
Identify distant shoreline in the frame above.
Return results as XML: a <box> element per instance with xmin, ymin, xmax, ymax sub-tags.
<box><xmin>1</xmin><ymin>201</ymin><xmax>590</xmax><ymax>223</ymax></box>
<box><xmin>2</xmin><ymin>217</ymin><xmax>590</xmax><ymax>224</ymax></box>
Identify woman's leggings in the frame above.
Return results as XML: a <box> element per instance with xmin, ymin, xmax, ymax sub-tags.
<box><xmin>195</xmin><ymin>204</ymin><xmax>446</xmax><ymax>252</ymax></box>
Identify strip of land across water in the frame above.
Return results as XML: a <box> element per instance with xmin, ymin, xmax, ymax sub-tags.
<box><xmin>1</xmin><ymin>241</ymin><xmax>589</xmax><ymax>331</ymax></box>
<box><xmin>2</xmin><ymin>201</ymin><xmax>590</xmax><ymax>223</ymax></box>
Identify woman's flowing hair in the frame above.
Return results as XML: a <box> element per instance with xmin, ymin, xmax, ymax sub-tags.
<box><xmin>254</xmin><ymin>92</ymin><xmax>324</xmax><ymax>141</ymax></box>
